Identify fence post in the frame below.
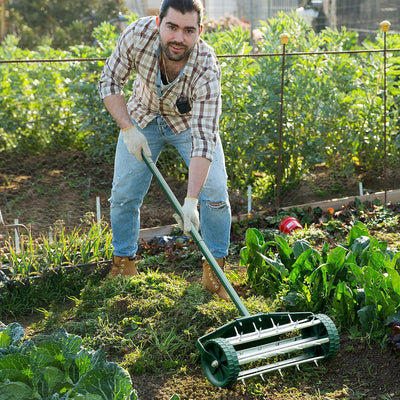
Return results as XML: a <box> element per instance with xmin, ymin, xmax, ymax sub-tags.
<box><xmin>276</xmin><ymin>32</ymin><xmax>290</xmax><ymax>210</ymax></box>
<box><xmin>380</xmin><ymin>20</ymin><xmax>390</xmax><ymax>205</ymax></box>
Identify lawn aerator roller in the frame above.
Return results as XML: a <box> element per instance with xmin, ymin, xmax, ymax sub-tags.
<box><xmin>143</xmin><ymin>154</ymin><xmax>340</xmax><ymax>388</ymax></box>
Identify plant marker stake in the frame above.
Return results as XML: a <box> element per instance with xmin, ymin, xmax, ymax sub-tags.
<box><xmin>276</xmin><ymin>33</ymin><xmax>290</xmax><ymax>210</ymax></box>
<box><xmin>247</xmin><ymin>185</ymin><xmax>252</xmax><ymax>217</ymax></box>
<box><xmin>0</xmin><ymin>209</ymin><xmax>3</xmax><ymax>225</ymax></box>
<box><xmin>359</xmin><ymin>182</ymin><xmax>363</xmax><ymax>196</ymax></box>
<box><xmin>96</xmin><ymin>197</ymin><xmax>101</xmax><ymax>223</ymax></box>
<box><xmin>96</xmin><ymin>197</ymin><xmax>101</xmax><ymax>233</ymax></box>
<box><xmin>49</xmin><ymin>227</ymin><xmax>53</xmax><ymax>245</ymax></box>
<box><xmin>14</xmin><ymin>219</ymin><xmax>20</xmax><ymax>253</ymax></box>
<box><xmin>381</xmin><ymin>20</ymin><xmax>390</xmax><ymax>204</ymax></box>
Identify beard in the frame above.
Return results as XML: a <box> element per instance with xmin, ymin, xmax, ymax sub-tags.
<box><xmin>160</xmin><ymin>40</ymin><xmax>195</xmax><ymax>62</ymax></box>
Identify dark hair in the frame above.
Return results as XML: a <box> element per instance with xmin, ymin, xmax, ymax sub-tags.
<box><xmin>159</xmin><ymin>0</ymin><xmax>203</xmax><ymax>26</ymax></box>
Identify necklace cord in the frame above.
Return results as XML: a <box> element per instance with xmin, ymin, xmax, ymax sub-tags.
<box><xmin>161</xmin><ymin>52</ymin><xmax>171</xmax><ymax>84</ymax></box>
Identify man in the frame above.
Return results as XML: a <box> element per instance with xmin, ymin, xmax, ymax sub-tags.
<box><xmin>98</xmin><ymin>0</ymin><xmax>231</xmax><ymax>300</ymax></box>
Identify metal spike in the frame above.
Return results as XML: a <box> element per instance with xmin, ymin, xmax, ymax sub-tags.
<box><xmin>278</xmin><ymin>369</ymin><xmax>283</xmax><ymax>377</ymax></box>
<box><xmin>260</xmin><ymin>374</ymin><xmax>265</xmax><ymax>382</ymax></box>
<box><xmin>252</xmin><ymin>322</ymin><xmax>261</xmax><ymax>337</ymax></box>
<box><xmin>241</xmin><ymin>378</ymin><xmax>246</xmax><ymax>386</ymax></box>
<box><xmin>234</xmin><ymin>326</ymin><xmax>240</xmax><ymax>339</ymax></box>
<box><xmin>314</xmin><ymin>360</ymin><xmax>319</xmax><ymax>367</ymax></box>
<box><xmin>296</xmin><ymin>364</ymin><xmax>300</xmax><ymax>371</ymax></box>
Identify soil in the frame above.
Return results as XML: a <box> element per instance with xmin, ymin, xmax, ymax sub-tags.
<box><xmin>1</xmin><ymin>151</ymin><xmax>400</xmax><ymax>400</ymax></box>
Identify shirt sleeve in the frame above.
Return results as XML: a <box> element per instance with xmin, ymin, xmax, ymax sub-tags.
<box><xmin>190</xmin><ymin>74</ymin><xmax>222</xmax><ymax>161</ymax></box>
<box><xmin>98</xmin><ymin>27</ymin><xmax>136</xmax><ymax>99</ymax></box>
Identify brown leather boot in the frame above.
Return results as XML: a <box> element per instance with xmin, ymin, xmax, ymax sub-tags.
<box><xmin>202</xmin><ymin>258</ymin><xmax>229</xmax><ymax>301</ymax></box>
<box><xmin>109</xmin><ymin>256</ymin><xmax>138</xmax><ymax>277</ymax></box>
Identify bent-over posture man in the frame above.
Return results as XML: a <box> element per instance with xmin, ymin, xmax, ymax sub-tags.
<box><xmin>98</xmin><ymin>0</ymin><xmax>231</xmax><ymax>300</ymax></box>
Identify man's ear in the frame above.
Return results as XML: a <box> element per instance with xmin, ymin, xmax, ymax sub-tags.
<box><xmin>156</xmin><ymin>16</ymin><xmax>160</xmax><ymax>28</ymax></box>
<box><xmin>199</xmin><ymin>24</ymin><xmax>203</xmax><ymax>35</ymax></box>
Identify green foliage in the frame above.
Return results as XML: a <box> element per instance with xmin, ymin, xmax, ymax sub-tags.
<box><xmin>7</xmin><ymin>0</ymin><xmax>129</xmax><ymax>49</ymax></box>
<box><xmin>204</xmin><ymin>13</ymin><xmax>400</xmax><ymax>195</ymax></box>
<box><xmin>2</xmin><ymin>217</ymin><xmax>113</xmax><ymax>278</ymax></box>
<box><xmin>0</xmin><ymin>323</ymin><xmax>138</xmax><ymax>399</ymax></box>
<box><xmin>0</xmin><ymin>217</ymin><xmax>113</xmax><ymax>315</ymax></box>
<box><xmin>1</xmin><ymin>13</ymin><xmax>400</xmax><ymax>197</ymax></box>
<box><xmin>240</xmin><ymin>221</ymin><xmax>400</xmax><ymax>338</ymax></box>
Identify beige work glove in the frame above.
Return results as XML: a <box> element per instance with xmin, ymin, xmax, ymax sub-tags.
<box><xmin>173</xmin><ymin>197</ymin><xmax>200</xmax><ymax>236</ymax></box>
<box><xmin>122</xmin><ymin>125</ymin><xmax>151</xmax><ymax>162</ymax></box>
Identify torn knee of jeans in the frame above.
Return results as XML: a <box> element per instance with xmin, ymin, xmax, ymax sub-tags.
<box><xmin>207</xmin><ymin>201</ymin><xmax>228</xmax><ymax>210</ymax></box>
<box><xmin>109</xmin><ymin>199</ymin><xmax>123</xmax><ymax>208</ymax></box>
<box><xmin>109</xmin><ymin>197</ymin><xmax>129</xmax><ymax>208</ymax></box>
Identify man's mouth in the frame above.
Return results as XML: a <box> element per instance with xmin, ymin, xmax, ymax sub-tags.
<box><xmin>169</xmin><ymin>43</ymin><xmax>186</xmax><ymax>52</ymax></box>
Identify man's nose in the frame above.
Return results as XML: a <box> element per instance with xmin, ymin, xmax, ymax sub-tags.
<box><xmin>173</xmin><ymin>29</ymin><xmax>184</xmax><ymax>43</ymax></box>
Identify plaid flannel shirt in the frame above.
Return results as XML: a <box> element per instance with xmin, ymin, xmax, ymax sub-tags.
<box><xmin>98</xmin><ymin>16</ymin><xmax>222</xmax><ymax>161</ymax></box>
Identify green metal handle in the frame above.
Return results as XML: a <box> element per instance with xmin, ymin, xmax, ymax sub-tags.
<box><xmin>143</xmin><ymin>154</ymin><xmax>250</xmax><ymax>317</ymax></box>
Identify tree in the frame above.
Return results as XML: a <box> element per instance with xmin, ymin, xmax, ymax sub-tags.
<box><xmin>6</xmin><ymin>0</ymin><xmax>129</xmax><ymax>49</ymax></box>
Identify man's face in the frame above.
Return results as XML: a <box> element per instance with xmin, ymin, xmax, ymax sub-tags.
<box><xmin>156</xmin><ymin>7</ymin><xmax>203</xmax><ymax>62</ymax></box>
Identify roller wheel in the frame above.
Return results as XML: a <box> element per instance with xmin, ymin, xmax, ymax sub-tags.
<box><xmin>200</xmin><ymin>338</ymin><xmax>239</xmax><ymax>387</ymax></box>
<box><xmin>301</xmin><ymin>314</ymin><xmax>340</xmax><ymax>358</ymax></box>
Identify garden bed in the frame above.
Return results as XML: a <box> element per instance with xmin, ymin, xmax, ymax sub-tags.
<box><xmin>1</xmin><ymin>151</ymin><xmax>400</xmax><ymax>399</ymax></box>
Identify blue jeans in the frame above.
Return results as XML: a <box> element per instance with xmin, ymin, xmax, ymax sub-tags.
<box><xmin>109</xmin><ymin>115</ymin><xmax>231</xmax><ymax>259</ymax></box>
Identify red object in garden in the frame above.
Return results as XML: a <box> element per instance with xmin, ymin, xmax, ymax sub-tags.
<box><xmin>279</xmin><ymin>217</ymin><xmax>302</xmax><ymax>234</ymax></box>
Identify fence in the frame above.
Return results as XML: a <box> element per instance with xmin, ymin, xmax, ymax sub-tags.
<box><xmin>1</xmin><ymin>16</ymin><xmax>400</xmax><ymax>219</ymax></box>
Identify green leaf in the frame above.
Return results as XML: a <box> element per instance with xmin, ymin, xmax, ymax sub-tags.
<box><xmin>36</xmin><ymin>365</ymin><xmax>67</xmax><ymax>397</ymax></box>
<box><xmin>0</xmin><ymin>381</ymin><xmax>34</xmax><ymax>400</ymax></box>
<box><xmin>385</xmin><ymin>268</ymin><xmax>400</xmax><ymax>295</ymax></box>
<box><xmin>0</xmin><ymin>333</ymin><xmax>11</xmax><ymax>349</ymax></box>
<box><xmin>68</xmin><ymin>362</ymin><xmax>135</xmax><ymax>400</ymax></box>
<box><xmin>358</xmin><ymin>305</ymin><xmax>376</xmax><ymax>333</ymax></box>
<box><xmin>350</xmin><ymin>235</ymin><xmax>370</xmax><ymax>263</ymax></box>
<box><xmin>0</xmin><ymin>353</ymin><xmax>32</xmax><ymax>373</ymax></box>
<box><xmin>327</xmin><ymin>246</ymin><xmax>347</xmax><ymax>268</ymax></box>
<box><xmin>274</xmin><ymin>235</ymin><xmax>293</xmax><ymax>265</ymax></box>
<box><xmin>292</xmin><ymin>239</ymin><xmax>313</xmax><ymax>258</ymax></box>
<box><xmin>259</xmin><ymin>253</ymin><xmax>286</xmax><ymax>276</ymax></box>
<box><xmin>0</xmin><ymin>323</ymin><xmax>25</xmax><ymax>348</ymax></box>
<box><xmin>348</xmin><ymin>222</ymin><xmax>369</xmax><ymax>247</ymax></box>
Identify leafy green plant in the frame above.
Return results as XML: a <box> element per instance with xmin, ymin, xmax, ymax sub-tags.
<box><xmin>240</xmin><ymin>221</ymin><xmax>400</xmax><ymax>338</ymax></box>
<box><xmin>3</xmin><ymin>13</ymin><xmax>400</xmax><ymax>199</ymax></box>
<box><xmin>0</xmin><ymin>217</ymin><xmax>113</xmax><ymax>316</ymax></box>
<box><xmin>0</xmin><ymin>322</ymin><xmax>137</xmax><ymax>399</ymax></box>
<box><xmin>2</xmin><ymin>217</ymin><xmax>113</xmax><ymax>278</ymax></box>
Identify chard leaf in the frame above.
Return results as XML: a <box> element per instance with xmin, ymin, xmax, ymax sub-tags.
<box><xmin>358</xmin><ymin>304</ymin><xmax>376</xmax><ymax>333</ymax></box>
<box><xmin>351</xmin><ymin>235</ymin><xmax>370</xmax><ymax>264</ymax></box>
<box><xmin>288</xmin><ymin>249</ymin><xmax>318</xmax><ymax>283</ymax></box>
<box><xmin>282</xmin><ymin>291</ymin><xmax>301</xmax><ymax>307</ymax></box>
<box><xmin>385</xmin><ymin>268</ymin><xmax>400</xmax><ymax>295</ymax></box>
<box><xmin>348</xmin><ymin>221</ymin><xmax>369</xmax><ymax>247</ymax></box>
<box><xmin>274</xmin><ymin>235</ymin><xmax>292</xmax><ymax>264</ymax></box>
<box><xmin>367</xmin><ymin>251</ymin><xmax>385</xmax><ymax>270</ymax></box>
<box><xmin>292</xmin><ymin>239</ymin><xmax>313</xmax><ymax>258</ymax></box>
<box><xmin>259</xmin><ymin>253</ymin><xmax>286</xmax><ymax>276</ymax></box>
<box><xmin>326</xmin><ymin>246</ymin><xmax>347</xmax><ymax>268</ymax></box>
